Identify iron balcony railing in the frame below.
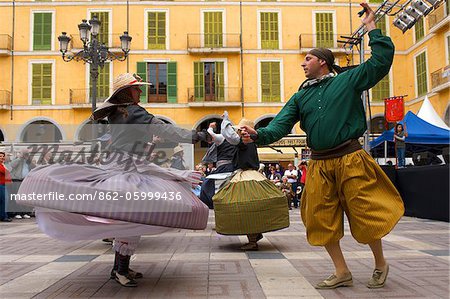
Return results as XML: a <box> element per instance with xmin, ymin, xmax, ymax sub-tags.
<box><xmin>187</xmin><ymin>33</ymin><xmax>241</xmax><ymax>52</ymax></box>
<box><xmin>299</xmin><ymin>33</ymin><xmax>348</xmax><ymax>50</ymax></box>
<box><xmin>0</xmin><ymin>34</ymin><xmax>12</xmax><ymax>52</ymax></box>
<box><xmin>431</xmin><ymin>65</ymin><xmax>450</xmax><ymax>90</ymax></box>
<box><xmin>69</xmin><ymin>88</ymin><xmax>109</xmax><ymax>105</ymax></box>
<box><xmin>187</xmin><ymin>87</ymin><xmax>241</xmax><ymax>103</ymax></box>
<box><xmin>0</xmin><ymin>90</ymin><xmax>11</xmax><ymax>106</ymax></box>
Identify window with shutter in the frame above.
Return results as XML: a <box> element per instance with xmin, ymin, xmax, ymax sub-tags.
<box><xmin>33</xmin><ymin>12</ymin><xmax>52</xmax><ymax>50</ymax></box>
<box><xmin>167</xmin><ymin>62</ymin><xmax>177</xmax><ymax>103</ymax></box>
<box><xmin>90</xmin><ymin>63</ymin><xmax>110</xmax><ymax>101</ymax></box>
<box><xmin>136</xmin><ymin>62</ymin><xmax>148</xmax><ymax>103</ymax></box>
<box><xmin>315</xmin><ymin>13</ymin><xmax>334</xmax><ymax>48</ymax></box>
<box><xmin>215</xmin><ymin>62</ymin><xmax>224</xmax><ymax>101</ymax></box>
<box><xmin>372</xmin><ymin>16</ymin><xmax>389</xmax><ymax>103</ymax></box>
<box><xmin>261</xmin><ymin>61</ymin><xmax>281</xmax><ymax>102</ymax></box>
<box><xmin>194</xmin><ymin>62</ymin><xmax>205</xmax><ymax>100</ymax></box>
<box><xmin>376</xmin><ymin>15</ymin><xmax>387</xmax><ymax>35</ymax></box>
<box><xmin>32</xmin><ymin>63</ymin><xmax>52</xmax><ymax>105</ymax></box>
<box><xmin>372</xmin><ymin>74</ymin><xmax>390</xmax><ymax>102</ymax></box>
<box><xmin>260</xmin><ymin>12</ymin><xmax>279</xmax><ymax>49</ymax></box>
<box><xmin>204</xmin><ymin>12</ymin><xmax>223</xmax><ymax>48</ymax></box>
<box><xmin>90</xmin><ymin>12</ymin><xmax>109</xmax><ymax>45</ymax></box>
<box><xmin>148</xmin><ymin>12</ymin><xmax>166</xmax><ymax>50</ymax></box>
<box><xmin>414</xmin><ymin>18</ymin><xmax>424</xmax><ymax>42</ymax></box>
<box><xmin>447</xmin><ymin>35</ymin><xmax>450</xmax><ymax>65</ymax></box>
<box><xmin>416</xmin><ymin>52</ymin><xmax>428</xmax><ymax>96</ymax></box>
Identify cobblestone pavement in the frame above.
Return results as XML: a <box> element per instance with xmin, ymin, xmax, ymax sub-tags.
<box><xmin>0</xmin><ymin>211</ymin><xmax>448</xmax><ymax>298</ymax></box>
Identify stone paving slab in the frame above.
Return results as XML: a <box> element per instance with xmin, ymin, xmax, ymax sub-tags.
<box><xmin>0</xmin><ymin>212</ymin><xmax>448</xmax><ymax>299</ymax></box>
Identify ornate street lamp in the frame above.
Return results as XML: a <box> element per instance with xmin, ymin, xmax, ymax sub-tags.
<box><xmin>58</xmin><ymin>16</ymin><xmax>132</xmax><ymax>116</ymax></box>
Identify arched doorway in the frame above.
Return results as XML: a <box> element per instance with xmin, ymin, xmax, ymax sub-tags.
<box><xmin>255</xmin><ymin>117</ymin><xmax>274</xmax><ymax>130</ymax></box>
<box><xmin>0</xmin><ymin>129</ymin><xmax>4</xmax><ymax>144</ymax></box>
<box><xmin>21</xmin><ymin>120</ymin><xmax>63</xmax><ymax>143</ymax></box>
<box><xmin>77</xmin><ymin>119</ymin><xmax>109</xmax><ymax>141</ymax></box>
<box><xmin>370</xmin><ymin>116</ymin><xmax>395</xmax><ymax>134</ymax></box>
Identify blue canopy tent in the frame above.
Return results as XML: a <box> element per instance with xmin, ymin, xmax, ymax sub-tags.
<box><xmin>370</xmin><ymin>111</ymin><xmax>450</xmax><ymax>158</ymax></box>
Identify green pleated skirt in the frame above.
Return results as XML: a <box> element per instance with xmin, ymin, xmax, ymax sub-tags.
<box><xmin>213</xmin><ymin>170</ymin><xmax>290</xmax><ymax>235</ymax></box>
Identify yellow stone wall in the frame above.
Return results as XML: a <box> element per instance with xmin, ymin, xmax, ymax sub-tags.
<box><xmin>0</xmin><ymin>0</ymin><xmax>448</xmax><ymax>162</ymax></box>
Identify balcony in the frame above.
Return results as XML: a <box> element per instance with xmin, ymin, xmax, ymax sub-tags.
<box><xmin>187</xmin><ymin>87</ymin><xmax>241</xmax><ymax>107</ymax></box>
<box><xmin>69</xmin><ymin>88</ymin><xmax>109</xmax><ymax>107</ymax></box>
<box><xmin>299</xmin><ymin>34</ymin><xmax>347</xmax><ymax>53</ymax></box>
<box><xmin>428</xmin><ymin>3</ymin><xmax>449</xmax><ymax>32</ymax></box>
<box><xmin>0</xmin><ymin>90</ymin><xmax>11</xmax><ymax>109</ymax></box>
<box><xmin>0</xmin><ymin>34</ymin><xmax>12</xmax><ymax>56</ymax></box>
<box><xmin>431</xmin><ymin>65</ymin><xmax>450</xmax><ymax>92</ymax></box>
<box><xmin>69</xmin><ymin>34</ymin><xmax>127</xmax><ymax>53</ymax></box>
<box><xmin>187</xmin><ymin>34</ymin><xmax>241</xmax><ymax>54</ymax></box>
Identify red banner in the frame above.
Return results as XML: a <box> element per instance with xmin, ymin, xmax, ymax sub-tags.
<box><xmin>384</xmin><ymin>96</ymin><xmax>405</xmax><ymax>123</ymax></box>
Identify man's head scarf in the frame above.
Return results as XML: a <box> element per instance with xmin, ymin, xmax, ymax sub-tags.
<box><xmin>308</xmin><ymin>48</ymin><xmax>343</xmax><ymax>74</ymax></box>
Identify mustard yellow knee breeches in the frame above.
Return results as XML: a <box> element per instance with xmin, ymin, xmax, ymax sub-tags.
<box><xmin>301</xmin><ymin>149</ymin><xmax>404</xmax><ymax>246</ymax></box>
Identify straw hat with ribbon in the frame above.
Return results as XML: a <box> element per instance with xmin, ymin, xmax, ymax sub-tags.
<box><xmin>91</xmin><ymin>73</ymin><xmax>151</xmax><ymax>120</ymax></box>
<box><xmin>173</xmin><ymin>145</ymin><xmax>184</xmax><ymax>155</ymax></box>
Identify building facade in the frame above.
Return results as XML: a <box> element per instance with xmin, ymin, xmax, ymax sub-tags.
<box><xmin>0</xmin><ymin>0</ymin><xmax>448</xmax><ymax>162</ymax></box>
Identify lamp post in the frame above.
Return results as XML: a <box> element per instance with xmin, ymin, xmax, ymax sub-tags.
<box><xmin>58</xmin><ymin>17</ymin><xmax>132</xmax><ymax>115</ymax></box>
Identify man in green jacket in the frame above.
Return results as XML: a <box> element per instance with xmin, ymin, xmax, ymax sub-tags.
<box><xmin>242</xmin><ymin>2</ymin><xmax>404</xmax><ymax>289</ymax></box>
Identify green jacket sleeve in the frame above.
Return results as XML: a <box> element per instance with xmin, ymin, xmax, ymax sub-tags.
<box><xmin>345</xmin><ymin>29</ymin><xmax>395</xmax><ymax>92</ymax></box>
<box><xmin>256</xmin><ymin>93</ymin><xmax>300</xmax><ymax>145</ymax></box>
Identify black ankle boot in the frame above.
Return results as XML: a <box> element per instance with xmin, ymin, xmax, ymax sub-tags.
<box><xmin>110</xmin><ymin>251</ymin><xmax>143</xmax><ymax>280</ymax></box>
<box><xmin>114</xmin><ymin>254</ymin><xmax>137</xmax><ymax>287</ymax></box>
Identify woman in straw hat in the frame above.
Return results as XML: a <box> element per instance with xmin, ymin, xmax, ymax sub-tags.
<box><xmin>170</xmin><ymin>145</ymin><xmax>186</xmax><ymax>170</ymax></box>
<box><xmin>212</xmin><ymin>111</ymin><xmax>290</xmax><ymax>250</ymax></box>
<box><xmin>18</xmin><ymin>73</ymin><xmax>210</xmax><ymax>287</ymax></box>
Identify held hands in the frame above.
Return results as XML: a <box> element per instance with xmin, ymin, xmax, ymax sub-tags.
<box><xmin>360</xmin><ymin>2</ymin><xmax>376</xmax><ymax>32</ymax></box>
<box><xmin>209</xmin><ymin>122</ymin><xmax>217</xmax><ymax>129</ymax></box>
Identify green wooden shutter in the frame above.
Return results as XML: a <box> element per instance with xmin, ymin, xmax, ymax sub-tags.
<box><xmin>373</xmin><ymin>16</ymin><xmax>389</xmax><ymax>100</ymax></box>
<box><xmin>316</xmin><ymin>13</ymin><xmax>334</xmax><ymax>48</ymax></box>
<box><xmin>372</xmin><ymin>74</ymin><xmax>390</xmax><ymax>102</ymax></box>
<box><xmin>33</xmin><ymin>13</ymin><xmax>52</xmax><ymax>50</ymax></box>
<box><xmin>215</xmin><ymin>62</ymin><xmax>224</xmax><ymax>101</ymax></box>
<box><xmin>90</xmin><ymin>63</ymin><xmax>110</xmax><ymax>101</ymax></box>
<box><xmin>204</xmin><ymin>12</ymin><xmax>223</xmax><ymax>47</ymax></box>
<box><xmin>148</xmin><ymin>12</ymin><xmax>166</xmax><ymax>50</ymax></box>
<box><xmin>91</xmin><ymin>12</ymin><xmax>109</xmax><ymax>45</ymax></box>
<box><xmin>416</xmin><ymin>52</ymin><xmax>428</xmax><ymax>96</ymax></box>
<box><xmin>447</xmin><ymin>35</ymin><xmax>450</xmax><ymax>65</ymax></box>
<box><xmin>376</xmin><ymin>16</ymin><xmax>387</xmax><ymax>35</ymax></box>
<box><xmin>167</xmin><ymin>61</ymin><xmax>177</xmax><ymax>103</ymax></box>
<box><xmin>415</xmin><ymin>18</ymin><xmax>424</xmax><ymax>42</ymax></box>
<box><xmin>136</xmin><ymin>62</ymin><xmax>148</xmax><ymax>103</ymax></box>
<box><xmin>261</xmin><ymin>62</ymin><xmax>280</xmax><ymax>102</ymax></box>
<box><xmin>194</xmin><ymin>62</ymin><xmax>204</xmax><ymax>101</ymax></box>
<box><xmin>32</xmin><ymin>63</ymin><xmax>52</xmax><ymax>105</ymax></box>
<box><xmin>260</xmin><ymin>12</ymin><xmax>279</xmax><ymax>49</ymax></box>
